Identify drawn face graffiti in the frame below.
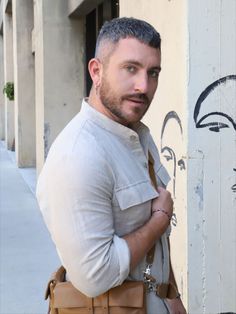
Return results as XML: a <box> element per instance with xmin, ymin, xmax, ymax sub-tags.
<box><xmin>161</xmin><ymin>111</ymin><xmax>186</xmax><ymax>198</ymax></box>
<box><xmin>194</xmin><ymin>75</ymin><xmax>236</xmax><ymax>193</ymax></box>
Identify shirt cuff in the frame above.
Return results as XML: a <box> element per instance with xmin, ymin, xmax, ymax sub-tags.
<box><xmin>113</xmin><ymin>235</ymin><xmax>130</xmax><ymax>283</ymax></box>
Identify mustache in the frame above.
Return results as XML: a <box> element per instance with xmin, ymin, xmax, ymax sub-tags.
<box><xmin>121</xmin><ymin>93</ymin><xmax>150</xmax><ymax>104</ymax></box>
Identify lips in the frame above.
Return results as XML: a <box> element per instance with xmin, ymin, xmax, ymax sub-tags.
<box><xmin>122</xmin><ymin>94</ymin><xmax>149</xmax><ymax>106</ymax></box>
<box><xmin>126</xmin><ymin>98</ymin><xmax>146</xmax><ymax>105</ymax></box>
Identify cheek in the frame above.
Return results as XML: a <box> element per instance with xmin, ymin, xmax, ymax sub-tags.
<box><xmin>148</xmin><ymin>80</ymin><xmax>158</xmax><ymax>97</ymax></box>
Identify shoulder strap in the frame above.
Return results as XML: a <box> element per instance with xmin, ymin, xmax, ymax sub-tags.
<box><xmin>146</xmin><ymin>151</ymin><xmax>157</xmax><ymax>265</ymax></box>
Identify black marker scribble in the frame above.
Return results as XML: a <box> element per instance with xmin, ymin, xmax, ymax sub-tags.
<box><xmin>161</xmin><ymin>111</ymin><xmax>185</xmax><ymax>198</ymax></box>
<box><xmin>194</xmin><ymin>75</ymin><xmax>236</xmax><ymax>193</ymax></box>
<box><xmin>194</xmin><ymin>75</ymin><xmax>236</xmax><ymax>131</ymax></box>
<box><xmin>232</xmin><ymin>169</ymin><xmax>236</xmax><ymax>193</ymax></box>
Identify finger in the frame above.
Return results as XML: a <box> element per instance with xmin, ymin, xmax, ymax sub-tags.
<box><xmin>157</xmin><ymin>186</ymin><xmax>165</xmax><ymax>193</ymax></box>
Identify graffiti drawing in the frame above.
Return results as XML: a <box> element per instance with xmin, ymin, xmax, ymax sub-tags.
<box><xmin>161</xmin><ymin>111</ymin><xmax>185</xmax><ymax>198</ymax></box>
<box><xmin>194</xmin><ymin>74</ymin><xmax>236</xmax><ymax>193</ymax></box>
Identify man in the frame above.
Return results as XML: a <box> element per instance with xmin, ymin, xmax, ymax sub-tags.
<box><xmin>37</xmin><ymin>17</ymin><xmax>186</xmax><ymax>314</ymax></box>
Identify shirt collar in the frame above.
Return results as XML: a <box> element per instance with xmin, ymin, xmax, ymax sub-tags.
<box><xmin>80</xmin><ymin>99</ymin><xmax>150</xmax><ymax>150</ymax></box>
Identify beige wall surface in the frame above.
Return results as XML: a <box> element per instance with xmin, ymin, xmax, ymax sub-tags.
<box><xmin>3</xmin><ymin>9</ymin><xmax>14</xmax><ymax>150</ymax></box>
<box><xmin>34</xmin><ymin>0</ymin><xmax>85</xmax><ymax>173</ymax></box>
<box><xmin>188</xmin><ymin>0</ymin><xmax>236</xmax><ymax>313</ymax></box>
<box><xmin>120</xmin><ymin>0</ymin><xmax>188</xmax><ymax>308</ymax></box>
<box><xmin>0</xmin><ymin>35</ymin><xmax>4</xmax><ymax>140</ymax></box>
<box><xmin>12</xmin><ymin>0</ymin><xmax>36</xmax><ymax>167</ymax></box>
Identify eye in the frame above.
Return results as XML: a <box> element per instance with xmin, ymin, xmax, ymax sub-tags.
<box><xmin>126</xmin><ymin>66</ymin><xmax>136</xmax><ymax>73</ymax></box>
<box><xmin>196</xmin><ymin>113</ymin><xmax>232</xmax><ymax>132</ymax></box>
<box><xmin>148</xmin><ymin>70</ymin><xmax>159</xmax><ymax>79</ymax></box>
<box><xmin>164</xmin><ymin>153</ymin><xmax>172</xmax><ymax>162</ymax></box>
<box><xmin>208</xmin><ymin>123</ymin><xmax>229</xmax><ymax>132</ymax></box>
<box><xmin>177</xmin><ymin>159</ymin><xmax>186</xmax><ymax>170</ymax></box>
<box><xmin>161</xmin><ymin>147</ymin><xmax>173</xmax><ymax>162</ymax></box>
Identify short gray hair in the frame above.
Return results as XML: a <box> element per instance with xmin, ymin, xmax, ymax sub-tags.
<box><xmin>95</xmin><ymin>17</ymin><xmax>161</xmax><ymax>57</ymax></box>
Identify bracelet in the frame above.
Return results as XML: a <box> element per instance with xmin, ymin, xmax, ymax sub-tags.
<box><xmin>152</xmin><ymin>208</ymin><xmax>172</xmax><ymax>221</ymax></box>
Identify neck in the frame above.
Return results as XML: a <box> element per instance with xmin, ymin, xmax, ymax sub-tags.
<box><xmin>88</xmin><ymin>85</ymin><xmax>129</xmax><ymax>126</ymax></box>
<box><xmin>88</xmin><ymin>85</ymin><xmax>103</xmax><ymax>112</ymax></box>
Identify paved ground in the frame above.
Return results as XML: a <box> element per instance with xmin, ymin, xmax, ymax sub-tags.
<box><xmin>0</xmin><ymin>141</ymin><xmax>60</xmax><ymax>314</ymax></box>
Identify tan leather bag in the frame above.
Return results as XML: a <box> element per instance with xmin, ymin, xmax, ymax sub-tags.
<box><xmin>45</xmin><ymin>266</ymin><xmax>146</xmax><ymax>314</ymax></box>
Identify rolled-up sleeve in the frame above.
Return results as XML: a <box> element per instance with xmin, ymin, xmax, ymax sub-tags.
<box><xmin>36</xmin><ymin>143</ymin><xmax>130</xmax><ymax>297</ymax></box>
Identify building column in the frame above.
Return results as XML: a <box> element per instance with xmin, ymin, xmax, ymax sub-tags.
<box><xmin>3</xmin><ymin>7</ymin><xmax>14</xmax><ymax>150</ymax></box>
<box><xmin>0</xmin><ymin>34</ymin><xmax>5</xmax><ymax>140</ymax></box>
<box><xmin>34</xmin><ymin>0</ymin><xmax>85</xmax><ymax>173</ymax></box>
<box><xmin>187</xmin><ymin>1</ymin><xmax>236</xmax><ymax>313</ymax></box>
<box><xmin>12</xmin><ymin>0</ymin><xmax>35</xmax><ymax>167</ymax></box>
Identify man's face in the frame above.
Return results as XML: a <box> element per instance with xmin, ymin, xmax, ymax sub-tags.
<box><xmin>98</xmin><ymin>38</ymin><xmax>161</xmax><ymax>126</ymax></box>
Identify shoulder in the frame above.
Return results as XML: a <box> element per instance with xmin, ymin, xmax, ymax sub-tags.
<box><xmin>38</xmin><ymin>116</ymin><xmax>114</xmax><ymax>193</ymax></box>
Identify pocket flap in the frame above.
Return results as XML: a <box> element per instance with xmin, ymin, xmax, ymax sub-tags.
<box><xmin>53</xmin><ymin>281</ymin><xmax>145</xmax><ymax>308</ymax></box>
<box><xmin>115</xmin><ymin>180</ymin><xmax>158</xmax><ymax>210</ymax></box>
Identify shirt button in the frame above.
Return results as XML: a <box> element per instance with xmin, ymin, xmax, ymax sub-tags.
<box><xmin>130</xmin><ymin>135</ymin><xmax>137</xmax><ymax>141</ymax></box>
<box><xmin>144</xmin><ymin>162</ymin><xmax>148</xmax><ymax>168</ymax></box>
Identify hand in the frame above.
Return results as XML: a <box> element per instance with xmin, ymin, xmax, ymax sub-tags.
<box><xmin>166</xmin><ymin>297</ymin><xmax>187</xmax><ymax>314</ymax></box>
<box><xmin>151</xmin><ymin>186</ymin><xmax>173</xmax><ymax>218</ymax></box>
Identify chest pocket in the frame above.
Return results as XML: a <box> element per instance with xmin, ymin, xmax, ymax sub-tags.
<box><xmin>113</xmin><ymin>180</ymin><xmax>158</xmax><ymax>236</ymax></box>
<box><xmin>115</xmin><ymin>179</ymin><xmax>157</xmax><ymax>211</ymax></box>
<box><xmin>112</xmin><ymin>164</ymin><xmax>170</xmax><ymax>237</ymax></box>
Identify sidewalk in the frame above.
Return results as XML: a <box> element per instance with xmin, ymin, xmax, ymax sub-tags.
<box><xmin>0</xmin><ymin>141</ymin><xmax>60</xmax><ymax>314</ymax></box>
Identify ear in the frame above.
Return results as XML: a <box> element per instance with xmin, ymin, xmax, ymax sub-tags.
<box><xmin>88</xmin><ymin>58</ymin><xmax>102</xmax><ymax>88</ymax></box>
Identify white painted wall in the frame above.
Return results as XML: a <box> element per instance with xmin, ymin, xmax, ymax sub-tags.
<box><xmin>188</xmin><ymin>0</ymin><xmax>236</xmax><ymax>313</ymax></box>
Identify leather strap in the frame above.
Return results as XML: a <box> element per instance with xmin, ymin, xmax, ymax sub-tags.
<box><xmin>146</xmin><ymin>151</ymin><xmax>158</xmax><ymax>265</ymax></box>
<box><xmin>87</xmin><ymin>297</ymin><xmax>93</xmax><ymax>314</ymax></box>
<box><xmin>101</xmin><ymin>293</ymin><xmax>109</xmax><ymax>314</ymax></box>
<box><xmin>146</xmin><ymin>152</ymin><xmax>179</xmax><ymax>299</ymax></box>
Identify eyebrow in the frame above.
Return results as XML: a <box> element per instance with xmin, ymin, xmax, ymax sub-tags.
<box><xmin>121</xmin><ymin>60</ymin><xmax>162</xmax><ymax>72</ymax></box>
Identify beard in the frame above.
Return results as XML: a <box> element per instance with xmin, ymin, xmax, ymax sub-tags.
<box><xmin>99</xmin><ymin>75</ymin><xmax>150</xmax><ymax>125</ymax></box>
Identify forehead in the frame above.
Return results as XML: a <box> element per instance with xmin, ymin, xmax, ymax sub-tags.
<box><xmin>108</xmin><ymin>37</ymin><xmax>161</xmax><ymax>66</ymax></box>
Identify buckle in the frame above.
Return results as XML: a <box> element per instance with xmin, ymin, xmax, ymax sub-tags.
<box><xmin>143</xmin><ymin>264</ymin><xmax>156</xmax><ymax>292</ymax></box>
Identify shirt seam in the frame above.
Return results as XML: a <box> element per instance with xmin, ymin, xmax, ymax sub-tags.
<box><xmin>115</xmin><ymin>179</ymin><xmax>150</xmax><ymax>192</ymax></box>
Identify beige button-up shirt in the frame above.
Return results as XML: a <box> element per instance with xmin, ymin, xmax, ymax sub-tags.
<box><xmin>36</xmin><ymin>99</ymin><xmax>171</xmax><ymax>313</ymax></box>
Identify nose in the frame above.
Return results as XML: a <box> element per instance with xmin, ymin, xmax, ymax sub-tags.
<box><xmin>134</xmin><ymin>72</ymin><xmax>149</xmax><ymax>94</ymax></box>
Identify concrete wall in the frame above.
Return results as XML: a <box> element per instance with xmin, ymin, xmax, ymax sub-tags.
<box><xmin>0</xmin><ymin>34</ymin><xmax>4</xmax><ymax>140</ymax></box>
<box><xmin>3</xmin><ymin>7</ymin><xmax>14</xmax><ymax>150</ymax></box>
<box><xmin>121</xmin><ymin>1</ymin><xmax>236</xmax><ymax>313</ymax></box>
<box><xmin>120</xmin><ymin>0</ymin><xmax>189</xmax><ymax>309</ymax></box>
<box><xmin>187</xmin><ymin>0</ymin><xmax>236</xmax><ymax>313</ymax></box>
<box><xmin>12</xmin><ymin>0</ymin><xmax>35</xmax><ymax>167</ymax></box>
<box><xmin>34</xmin><ymin>0</ymin><xmax>85</xmax><ymax>173</ymax></box>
